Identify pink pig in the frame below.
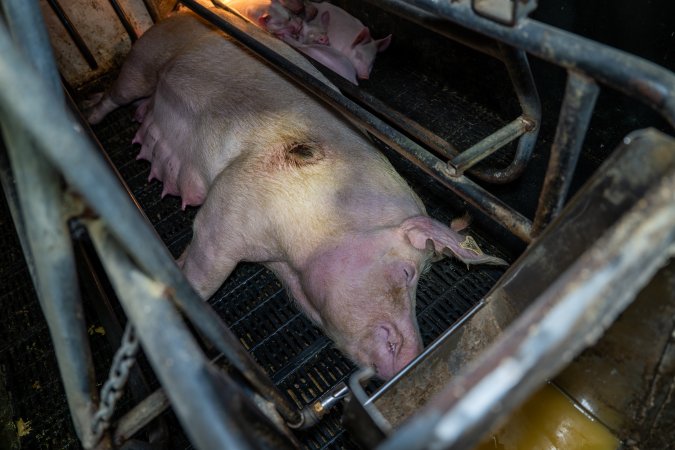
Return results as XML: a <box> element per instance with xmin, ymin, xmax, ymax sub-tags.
<box><xmin>225</xmin><ymin>0</ymin><xmax>302</xmax><ymax>39</ymax></box>
<box><xmin>309</xmin><ymin>1</ymin><xmax>391</xmax><ymax>79</ymax></box>
<box><xmin>86</xmin><ymin>11</ymin><xmax>505</xmax><ymax>379</ymax></box>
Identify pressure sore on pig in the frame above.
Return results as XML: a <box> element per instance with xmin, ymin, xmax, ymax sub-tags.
<box><xmin>86</xmin><ymin>11</ymin><xmax>506</xmax><ymax>380</ymax></box>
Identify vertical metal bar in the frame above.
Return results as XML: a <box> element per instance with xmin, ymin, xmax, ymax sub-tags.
<box><xmin>532</xmin><ymin>71</ymin><xmax>599</xmax><ymax>236</ymax></box>
<box><xmin>107</xmin><ymin>0</ymin><xmax>139</xmax><ymax>42</ymax></box>
<box><xmin>0</xmin><ymin>19</ymin><xmax>303</xmax><ymax>426</ymax></box>
<box><xmin>45</xmin><ymin>0</ymin><xmax>99</xmax><ymax>70</ymax></box>
<box><xmin>0</xmin><ymin>1</ymin><xmax>99</xmax><ymax>447</ymax></box>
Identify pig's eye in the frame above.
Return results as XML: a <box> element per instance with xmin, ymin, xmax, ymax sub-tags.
<box><xmin>403</xmin><ymin>266</ymin><xmax>415</xmax><ymax>286</ymax></box>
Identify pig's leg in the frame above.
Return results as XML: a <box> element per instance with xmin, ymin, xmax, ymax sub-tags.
<box><xmin>86</xmin><ymin>58</ymin><xmax>158</xmax><ymax>124</ymax></box>
<box><xmin>178</xmin><ymin>188</ymin><xmax>245</xmax><ymax>299</ymax></box>
<box><xmin>86</xmin><ymin>14</ymin><xmax>214</xmax><ymax>124</ymax></box>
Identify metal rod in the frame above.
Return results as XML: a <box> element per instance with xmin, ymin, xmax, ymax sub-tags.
<box><xmin>46</xmin><ymin>0</ymin><xmax>99</xmax><ymax>70</ymax></box>
<box><xmin>2</xmin><ymin>0</ymin><xmax>63</xmax><ymax>95</ymax></box>
<box><xmin>0</xmin><ymin>18</ymin><xmax>302</xmax><ymax>426</ymax></box>
<box><xmin>0</xmin><ymin>2</ymin><xmax>99</xmax><ymax>447</ymax></box>
<box><xmin>87</xmin><ymin>220</ymin><xmax>258</xmax><ymax>450</ymax></box>
<box><xmin>474</xmin><ymin>43</ymin><xmax>541</xmax><ymax>183</ymax></box>
<box><xmin>369</xmin><ymin>0</ymin><xmax>675</xmax><ymax>128</ymax></box>
<box><xmin>448</xmin><ymin>116</ymin><xmax>530</xmax><ymax>176</ymax></box>
<box><xmin>532</xmin><ymin>71</ymin><xmax>600</xmax><ymax>236</ymax></box>
<box><xmin>189</xmin><ymin>0</ymin><xmax>533</xmax><ymax>241</ymax></box>
<box><xmin>107</xmin><ymin>0</ymin><xmax>139</xmax><ymax>42</ymax></box>
<box><xmin>330</xmin><ymin>74</ymin><xmax>459</xmax><ymax>159</ymax></box>
<box><xmin>113</xmin><ymin>388</ymin><xmax>171</xmax><ymax>446</ymax></box>
<box><xmin>377</xmin><ymin>166</ymin><xmax>675</xmax><ymax>450</ymax></box>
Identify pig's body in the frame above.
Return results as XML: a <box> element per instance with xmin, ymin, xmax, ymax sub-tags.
<box><xmin>309</xmin><ymin>1</ymin><xmax>391</xmax><ymax>79</ymax></box>
<box><xmin>87</xmin><ymin>11</ymin><xmax>505</xmax><ymax>379</ymax></box>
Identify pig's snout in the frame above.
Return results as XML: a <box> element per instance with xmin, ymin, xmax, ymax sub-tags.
<box><xmin>371</xmin><ymin>323</ymin><xmax>422</xmax><ymax>380</ymax></box>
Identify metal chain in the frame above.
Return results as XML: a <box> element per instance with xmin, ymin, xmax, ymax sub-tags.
<box><xmin>91</xmin><ymin>323</ymin><xmax>140</xmax><ymax>441</ymax></box>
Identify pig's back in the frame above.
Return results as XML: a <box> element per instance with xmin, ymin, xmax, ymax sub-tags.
<box><xmin>142</xmin><ymin>11</ymin><xmax>425</xmax><ymax>243</ymax></box>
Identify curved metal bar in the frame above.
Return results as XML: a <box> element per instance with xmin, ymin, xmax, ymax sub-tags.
<box><xmin>371</xmin><ymin>0</ymin><xmax>675</xmax><ymax>128</ymax></box>
<box><xmin>470</xmin><ymin>43</ymin><xmax>541</xmax><ymax>183</ymax></box>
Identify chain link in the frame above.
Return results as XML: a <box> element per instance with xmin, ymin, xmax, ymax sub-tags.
<box><xmin>91</xmin><ymin>323</ymin><xmax>140</xmax><ymax>442</ymax></box>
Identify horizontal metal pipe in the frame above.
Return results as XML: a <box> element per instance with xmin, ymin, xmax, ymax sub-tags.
<box><xmin>532</xmin><ymin>71</ymin><xmax>599</xmax><ymax>236</ymax></box>
<box><xmin>187</xmin><ymin>0</ymin><xmax>533</xmax><ymax>241</ymax></box>
<box><xmin>0</xmin><ymin>18</ymin><xmax>301</xmax><ymax>426</ymax></box>
<box><xmin>448</xmin><ymin>116</ymin><xmax>530</xmax><ymax>175</ymax></box>
<box><xmin>369</xmin><ymin>0</ymin><xmax>675</xmax><ymax>128</ymax></box>
<box><xmin>378</xmin><ymin>162</ymin><xmax>675</xmax><ymax>450</ymax></box>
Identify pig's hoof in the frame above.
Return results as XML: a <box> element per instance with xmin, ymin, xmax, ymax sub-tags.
<box><xmin>81</xmin><ymin>92</ymin><xmax>104</xmax><ymax>109</ymax></box>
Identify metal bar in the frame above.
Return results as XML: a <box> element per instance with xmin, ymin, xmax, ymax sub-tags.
<box><xmin>107</xmin><ymin>0</ymin><xmax>139</xmax><ymax>42</ymax></box>
<box><xmin>329</xmin><ymin>75</ymin><xmax>459</xmax><ymax>159</ymax></box>
<box><xmin>377</xmin><ymin>164</ymin><xmax>675</xmax><ymax>450</ymax></box>
<box><xmin>113</xmin><ymin>387</ymin><xmax>171</xmax><ymax>446</ymax></box>
<box><xmin>0</xmin><ymin>1</ymin><xmax>100</xmax><ymax>448</ymax></box>
<box><xmin>0</xmin><ymin>18</ymin><xmax>302</xmax><ymax>426</ymax></box>
<box><xmin>368</xmin><ymin>0</ymin><xmax>675</xmax><ymax>128</ymax></box>
<box><xmin>190</xmin><ymin>0</ymin><xmax>533</xmax><ymax>241</ymax></box>
<box><xmin>448</xmin><ymin>116</ymin><xmax>530</xmax><ymax>176</ymax></box>
<box><xmin>2</xmin><ymin>0</ymin><xmax>63</xmax><ymax>95</ymax></box>
<box><xmin>532</xmin><ymin>71</ymin><xmax>600</xmax><ymax>236</ymax></box>
<box><xmin>473</xmin><ymin>43</ymin><xmax>541</xmax><ymax>183</ymax></box>
<box><xmin>46</xmin><ymin>0</ymin><xmax>98</xmax><ymax>70</ymax></box>
<box><xmin>87</xmin><ymin>220</ymin><xmax>259</xmax><ymax>450</ymax></box>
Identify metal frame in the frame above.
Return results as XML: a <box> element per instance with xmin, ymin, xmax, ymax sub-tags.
<box><xmin>2</xmin><ymin>0</ymin><xmax>675</xmax><ymax>449</ymax></box>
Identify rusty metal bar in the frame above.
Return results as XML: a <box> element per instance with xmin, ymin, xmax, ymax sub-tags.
<box><xmin>46</xmin><ymin>0</ymin><xmax>98</xmax><ymax>70</ymax></box>
<box><xmin>107</xmin><ymin>0</ymin><xmax>139</xmax><ymax>42</ymax></box>
<box><xmin>377</xmin><ymin>149</ymin><xmax>675</xmax><ymax>450</ymax></box>
<box><xmin>448</xmin><ymin>116</ymin><xmax>531</xmax><ymax>176</ymax></box>
<box><xmin>192</xmin><ymin>0</ymin><xmax>533</xmax><ymax>241</ymax></box>
<box><xmin>328</xmin><ymin>75</ymin><xmax>459</xmax><ymax>159</ymax></box>
<box><xmin>532</xmin><ymin>71</ymin><xmax>600</xmax><ymax>236</ymax></box>
<box><xmin>476</xmin><ymin>43</ymin><xmax>541</xmax><ymax>183</ymax></box>
<box><xmin>369</xmin><ymin>0</ymin><xmax>675</xmax><ymax>128</ymax></box>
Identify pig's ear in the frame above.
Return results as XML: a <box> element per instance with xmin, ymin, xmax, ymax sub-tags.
<box><xmin>285</xmin><ymin>142</ymin><xmax>325</xmax><ymax>165</ymax></box>
<box><xmin>351</xmin><ymin>28</ymin><xmax>371</xmax><ymax>48</ymax></box>
<box><xmin>320</xmin><ymin>11</ymin><xmax>330</xmax><ymax>27</ymax></box>
<box><xmin>258</xmin><ymin>14</ymin><xmax>271</xmax><ymax>28</ymax></box>
<box><xmin>375</xmin><ymin>35</ymin><xmax>392</xmax><ymax>52</ymax></box>
<box><xmin>400</xmin><ymin>216</ymin><xmax>507</xmax><ymax>266</ymax></box>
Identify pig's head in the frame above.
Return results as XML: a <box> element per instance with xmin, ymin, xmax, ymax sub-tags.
<box><xmin>348</xmin><ymin>28</ymin><xmax>392</xmax><ymax>79</ymax></box>
<box><xmin>301</xmin><ymin>215</ymin><xmax>506</xmax><ymax>379</ymax></box>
